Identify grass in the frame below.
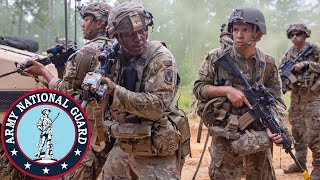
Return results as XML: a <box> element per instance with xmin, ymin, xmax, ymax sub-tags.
<box><xmin>177</xmin><ymin>85</ymin><xmax>194</xmax><ymax>113</ymax></box>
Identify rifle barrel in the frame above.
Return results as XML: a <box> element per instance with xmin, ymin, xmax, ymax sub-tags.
<box><xmin>0</xmin><ymin>70</ymin><xmax>19</xmax><ymax>78</ymax></box>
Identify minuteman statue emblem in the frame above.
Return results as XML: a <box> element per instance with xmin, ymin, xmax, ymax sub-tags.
<box><xmin>34</xmin><ymin>108</ymin><xmax>59</xmax><ymax>161</ymax></box>
<box><xmin>1</xmin><ymin>89</ymin><xmax>91</xmax><ymax>178</ymax></box>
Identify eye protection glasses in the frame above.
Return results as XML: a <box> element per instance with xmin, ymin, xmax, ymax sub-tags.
<box><xmin>289</xmin><ymin>32</ymin><xmax>304</xmax><ymax>38</ymax></box>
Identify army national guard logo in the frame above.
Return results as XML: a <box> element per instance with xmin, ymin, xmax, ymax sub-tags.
<box><xmin>1</xmin><ymin>89</ymin><xmax>90</xmax><ymax>179</ymax></box>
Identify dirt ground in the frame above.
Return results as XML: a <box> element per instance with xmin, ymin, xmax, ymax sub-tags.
<box><xmin>182</xmin><ymin>116</ymin><xmax>312</xmax><ymax>180</ymax></box>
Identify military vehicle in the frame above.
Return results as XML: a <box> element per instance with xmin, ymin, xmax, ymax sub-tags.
<box><xmin>0</xmin><ymin>43</ymin><xmax>58</xmax><ymax>124</ymax></box>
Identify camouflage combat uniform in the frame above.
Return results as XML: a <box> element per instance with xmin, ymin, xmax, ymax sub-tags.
<box><xmin>48</xmin><ymin>35</ymin><xmax>112</xmax><ymax>180</ymax></box>
<box><xmin>101</xmin><ymin>2</ymin><xmax>190</xmax><ymax>179</ymax></box>
<box><xmin>0</xmin><ymin>144</ymin><xmax>27</xmax><ymax>179</ymax></box>
<box><xmin>280</xmin><ymin>41</ymin><xmax>320</xmax><ymax>178</ymax></box>
<box><xmin>193</xmin><ymin>45</ymin><xmax>286</xmax><ymax>180</ymax></box>
<box><xmin>102</xmin><ymin>39</ymin><xmax>189</xmax><ymax>179</ymax></box>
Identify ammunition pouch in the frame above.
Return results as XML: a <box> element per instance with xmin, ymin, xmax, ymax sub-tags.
<box><xmin>296</xmin><ymin>72</ymin><xmax>311</xmax><ymax>88</ymax></box>
<box><xmin>167</xmin><ymin>109</ymin><xmax>191</xmax><ymax>159</ymax></box>
<box><xmin>106</xmin><ymin>114</ymin><xmax>181</xmax><ymax>157</ymax></box>
<box><xmin>230</xmin><ymin>129</ymin><xmax>272</xmax><ymax>155</ymax></box>
<box><xmin>197</xmin><ymin>97</ymin><xmax>229</xmax><ymax>127</ymax></box>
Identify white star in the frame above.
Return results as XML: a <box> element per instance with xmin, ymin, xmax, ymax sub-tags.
<box><xmin>24</xmin><ymin>162</ymin><xmax>31</xmax><ymax>169</ymax></box>
<box><xmin>11</xmin><ymin>149</ymin><xmax>18</xmax><ymax>156</ymax></box>
<box><xmin>43</xmin><ymin>167</ymin><xmax>50</xmax><ymax>174</ymax></box>
<box><xmin>74</xmin><ymin>149</ymin><xmax>81</xmax><ymax>156</ymax></box>
<box><xmin>61</xmin><ymin>162</ymin><xmax>68</xmax><ymax>169</ymax></box>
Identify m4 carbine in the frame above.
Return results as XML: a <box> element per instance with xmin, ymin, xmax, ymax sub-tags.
<box><xmin>0</xmin><ymin>43</ymin><xmax>77</xmax><ymax>78</ymax></box>
<box><xmin>46</xmin><ymin>43</ymin><xmax>77</xmax><ymax>68</ymax></box>
<box><xmin>279</xmin><ymin>45</ymin><xmax>314</xmax><ymax>94</ymax></box>
<box><xmin>80</xmin><ymin>40</ymin><xmax>119</xmax><ymax>153</ymax></box>
<box><xmin>81</xmin><ymin>40</ymin><xmax>119</xmax><ymax>108</ymax></box>
<box><xmin>215</xmin><ymin>53</ymin><xmax>310</xmax><ymax>180</ymax></box>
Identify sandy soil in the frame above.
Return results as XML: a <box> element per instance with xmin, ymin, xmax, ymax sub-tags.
<box><xmin>182</xmin><ymin>116</ymin><xmax>312</xmax><ymax>180</ymax></box>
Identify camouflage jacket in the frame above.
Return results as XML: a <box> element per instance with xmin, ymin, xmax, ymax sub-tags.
<box><xmin>48</xmin><ymin>36</ymin><xmax>112</xmax><ymax>94</ymax></box>
<box><xmin>193</xmin><ymin>46</ymin><xmax>286</xmax><ymax>129</ymax></box>
<box><xmin>108</xmin><ymin>40</ymin><xmax>179</xmax><ymax>121</ymax></box>
<box><xmin>280</xmin><ymin>42</ymin><xmax>320</xmax><ymax>99</ymax></box>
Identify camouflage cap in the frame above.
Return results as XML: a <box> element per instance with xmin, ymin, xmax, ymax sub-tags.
<box><xmin>107</xmin><ymin>2</ymin><xmax>153</xmax><ymax>38</ymax></box>
<box><xmin>286</xmin><ymin>24</ymin><xmax>311</xmax><ymax>38</ymax></box>
<box><xmin>79</xmin><ymin>2</ymin><xmax>112</xmax><ymax>24</ymax></box>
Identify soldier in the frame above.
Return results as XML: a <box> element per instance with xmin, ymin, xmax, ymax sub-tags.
<box><xmin>219</xmin><ymin>23</ymin><xmax>233</xmax><ymax>49</ymax></box>
<box><xmin>193</xmin><ymin>7</ymin><xmax>286</xmax><ymax>179</ymax></box>
<box><xmin>100</xmin><ymin>2</ymin><xmax>190</xmax><ymax>179</ymax></box>
<box><xmin>35</xmin><ymin>108</ymin><xmax>54</xmax><ymax>158</ymax></box>
<box><xmin>280</xmin><ymin>24</ymin><xmax>320</xmax><ymax>178</ymax></box>
<box><xmin>23</xmin><ymin>2</ymin><xmax>113</xmax><ymax>179</ymax></box>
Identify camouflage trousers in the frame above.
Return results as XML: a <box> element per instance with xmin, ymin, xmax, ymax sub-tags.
<box><xmin>62</xmin><ymin>148</ymin><xmax>106</xmax><ymax>180</ymax></box>
<box><xmin>208</xmin><ymin>135</ymin><xmax>275</xmax><ymax>180</ymax></box>
<box><xmin>289</xmin><ymin>97</ymin><xmax>320</xmax><ymax>179</ymax></box>
<box><xmin>0</xmin><ymin>141</ymin><xmax>38</xmax><ymax>180</ymax></box>
<box><xmin>102</xmin><ymin>146</ymin><xmax>180</xmax><ymax>180</ymax></box>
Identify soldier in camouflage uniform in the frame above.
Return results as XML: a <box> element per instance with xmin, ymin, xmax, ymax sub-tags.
<box><xmin>193</xmin><ymin>7</ymin><xmax>286</xmax><ymax>179</ymax></box>
<box><xmin>280</xmin><ymin>24</ymin><xmax>320</xmax><ymax>178</ymax></box>
<box><xmin>99</xmin><ymin>2</ymin><xmax>190</xmax><ymax>179</ymax></box>
<box><xmin>219</xmin><ymin>23</ymin><xmax>233</xmax><ymax>49</ymax></box>
<box><xmin>24</xmin><ymin>2</ymin><xmax>113</xmax><ymax>180</ymax></box>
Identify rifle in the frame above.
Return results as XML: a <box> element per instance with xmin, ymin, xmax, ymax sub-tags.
<box><xmin>215</xmin><ymin>53</ymin><xmax>310</xmax><ymax>180</ymax></box>
<box><xmin>279</xmin><ymin>45</ymin><xmax>314</xmax><ymax>94</ymax></box>
<box><xmin>81</xmin><ymin>40</ymin><xmax>119</xmax><ymax>108</ymax></box>
<box><xmin>80</xmin><ymin>40</ymin><xmax>119</xmax><ymax>153</ymax></box>
<box><xmin>46</xmin><ymin>42</ymin><xmax>77</xmax><ymax>78</ymax></box>
<box><xmin>0</xmin><ymin>43</ymin><xmax>77</xmax><ymax>79</ymax></box>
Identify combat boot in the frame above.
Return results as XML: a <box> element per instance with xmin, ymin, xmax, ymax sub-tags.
<box><xmin>284</xmin><ymin>163</ymin><xmax>307</xmax><ymax>174</ymax></box>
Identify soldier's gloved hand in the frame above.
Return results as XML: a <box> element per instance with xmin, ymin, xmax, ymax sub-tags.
<box><xmin>293</xmin><ymin>61</ymin><xmax>309</xmax><ymax>72</ymax></box>
<box><xmin>101</xmin><ymin>77</ymin><xmax>115</xmax><ymax>95</ymax></box>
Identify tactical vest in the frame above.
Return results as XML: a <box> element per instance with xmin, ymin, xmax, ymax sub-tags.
<box><xmin>64</xmin><ymin>36</ymin><xmax>113</xmax><ymax>154</ymax></box>
<box><xmin>64</xmin><ymin>36</ymin><xmax>109</xmax><ymax>93</ymax></box>
<box><xmin>282</xmin><ymin>42</ymin><xmax>320</xmax><ymax>90</ymax></box>
<box><xmin>199</xmin><ymin>47</ymin><xmax>274</xmax><ymax>131</ymax></box>
<box><xmin>107</xmin><ymin>41</ymin><xmax>191</xmax><ymax>158</ymax></box>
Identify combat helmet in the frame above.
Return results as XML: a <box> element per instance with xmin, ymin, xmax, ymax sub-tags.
<box><xmin>79</xmin><ymin>2</ymin><xmax>112</xmax><ymax>24</ymax></box>
<box><xmin>107</xmin><ymin>2</ymin><xmax>153</xmax><ymax>38</ymax></box>
<box><xmin>286</xmin><ymin>24</ymin><xmax>311</xmax><ymax>39</ymax></box>
<box><xmin>228</xmin><ymin>7</ymin><xmax>266</xmax><ymax>34</ymax></box>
